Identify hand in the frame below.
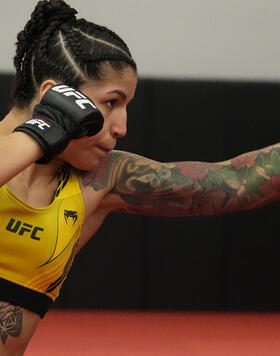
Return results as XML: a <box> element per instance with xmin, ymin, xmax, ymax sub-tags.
<box><xmin>14</xmin><ymin>84</ymin><xmax>104</xmax><ymax>164</ymax></box>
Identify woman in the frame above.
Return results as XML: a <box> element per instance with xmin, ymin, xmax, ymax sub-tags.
<box><xmin>1</xmin><ymin>0</ymin><xmax>280</xmax><ymax>354</ymax></box>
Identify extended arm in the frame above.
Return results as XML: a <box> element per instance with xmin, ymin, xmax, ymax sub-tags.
<box><xmin>85</xmin><ymin>144</ymin><xmax>280</xmax><ymax>216</ymax></box>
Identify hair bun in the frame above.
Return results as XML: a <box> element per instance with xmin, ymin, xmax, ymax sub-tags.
<box><xmin>45</xmin><ymin>7</ymin><xmax>77</xmax><ymax>24</ymax></box>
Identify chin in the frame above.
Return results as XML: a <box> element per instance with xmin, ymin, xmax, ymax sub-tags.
<box><xmin>68</xmin><ymin>157</ymin><xmax>102</xmax><ymax>171</ymax></box>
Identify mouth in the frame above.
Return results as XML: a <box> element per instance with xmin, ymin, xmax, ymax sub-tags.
<box><xmin>96</xmin><ymin>146</ymin><xmax>114</xmax><ymax>154</ymax></box>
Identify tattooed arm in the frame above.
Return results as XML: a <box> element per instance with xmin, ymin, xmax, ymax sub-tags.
<box><xmin>0</xmin><ymin>302</ymin><xmax>22</xmax><ymax>346</ymax></box>
<box><xmin>82</xmin><ymin>144</ymin><xmax>280</xmax><ymax>217</ymax></box>
<box><xmin>0</xmin><ymin>301</ymin><xmax>40</xmax><ymax>355</ymax></box>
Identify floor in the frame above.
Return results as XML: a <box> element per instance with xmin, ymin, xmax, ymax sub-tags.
<box><xmin>26</xmin><ymin>310</ymin><xmax>280</xmax><ymax>355</ymax></box>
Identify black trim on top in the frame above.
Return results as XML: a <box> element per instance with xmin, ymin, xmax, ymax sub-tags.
<box><xmin>0</xmin><ymin>278</ymin><xmax>53</xmax><ymax>318</ymax></box>
<box><xmin>56</xmin><ymin>164</ymin><xmax>70</xmax><ymax>197</ymax></box>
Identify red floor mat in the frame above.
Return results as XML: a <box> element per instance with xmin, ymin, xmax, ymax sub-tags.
<box><xmin>26</xmin><ymin>311</ymin><xmax>280</xmax><ymax>356</ymax></box>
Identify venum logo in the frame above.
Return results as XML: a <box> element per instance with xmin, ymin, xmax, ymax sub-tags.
<box><xmin>64</xmin><ymin>210</ymin><xmax>78</xmax><ymax>226</ymax></box>
<box><xmin>52</xmin><ymin>85</ymin><xmax>97</xmax><ymax>110</ymax></box>
<box><xmin>6</xmin><ymin>218</ymin><xmax>44</xmax><ymax>241</ymax></box>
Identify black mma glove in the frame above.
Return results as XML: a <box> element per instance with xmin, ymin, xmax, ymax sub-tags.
<box><xmin>14</xmin><ymin>84</ymin><xmax>104</xmax><ymax>164</ymax></box>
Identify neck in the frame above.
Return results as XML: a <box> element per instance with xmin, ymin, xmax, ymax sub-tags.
<box><xmin>12</xmin><ymin>160</ymin><xmax>66</xmax><ymax>189</ymax></box>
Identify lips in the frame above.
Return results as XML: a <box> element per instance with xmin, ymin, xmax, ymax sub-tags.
<box><xmin>97</xmin><ymin>146</ymin><xmax>114</xmax><ymax>153</ymax></box>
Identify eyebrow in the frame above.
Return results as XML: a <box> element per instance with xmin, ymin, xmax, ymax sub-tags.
<box><xmin>107</xmin><ymin>90</ymin><xmax>127</xmax><ymax>100</ymax></box>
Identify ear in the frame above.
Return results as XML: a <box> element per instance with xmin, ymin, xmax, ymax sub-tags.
<box><xmin>39</xmin><ymin>79</ymin><xmax>60</xmax><ymax>101</ymax></box>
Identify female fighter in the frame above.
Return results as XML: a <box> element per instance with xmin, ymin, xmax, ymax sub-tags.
<box><xmin>1</xmin><ymin>0</ymin><xmax>280</xmax><ymax>354</ymax></box>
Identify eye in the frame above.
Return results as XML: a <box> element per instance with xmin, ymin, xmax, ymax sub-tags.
<box><xmin>107</xmin><ymin>99</ymin><xmax>117</xmax><ymax>108</ymax></box>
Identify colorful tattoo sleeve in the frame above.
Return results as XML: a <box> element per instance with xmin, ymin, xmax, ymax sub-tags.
<box><xmin>82</xmin><ymin>146</ymin><xmax>280</xmax><ymax>216</ymax></box>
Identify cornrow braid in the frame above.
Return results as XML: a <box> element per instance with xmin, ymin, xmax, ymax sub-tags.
<box><xmin>13</xmin><ymin>2</ymin><xmax>49</xmax><ymax>101</ymax></box>
<box><xmin>35</xmin><ymin>22</ymin><xmax>64</xmax><ymax>78</ymax></box>
<box><xmin>12</xmin><ymin>0</ymin><xmax>137</xmax><ymax>108</ymax></box>
<box><xmin>76</xmin><ymin>18</ymin><xmax>133</xmax><ymax>58</ymax></box>
<box><xmin>59</xmin><ymin>23</ymin><xmax>88</xmax><ymax>68</ymax></box>
<box><xmin>58</xmin><ymin>29</ymin><xmax>87</xmax><ymax>82</ymax></box>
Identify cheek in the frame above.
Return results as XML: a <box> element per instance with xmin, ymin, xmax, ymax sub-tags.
<box><xmin>98</xmin><ymin>105</ymin><xmax>108</xmax><ymax>118</ymax></box>
<box><xmin>61</xmin><ymin>144</ymin><xmax>102</xmax><ymax>170</ymax></box>
<box><xmin>62</xmin><ymin>139</ymin><xmax>92</xmax><ymax>160</ymax></box>
<box><xmin>70</xmin><ymin>133</ymin><xmax>102</xmax><ymax>147</ymax></box>
<box><xmin>60</xmin><ymin>126</ymin><xmax>107</xmax><ymax>165</ymax></box>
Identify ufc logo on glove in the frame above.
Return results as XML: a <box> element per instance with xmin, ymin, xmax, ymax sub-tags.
<box><xmin>25</xmin><ymin>119</ymin><xmax>51</xmax><ymax>130</ymax></box>
<box><xmin>14</xmin><ymin>83</ymin><xmax>104</xmax><ymax>164</ymax></box>
<box><xmin>52</xmin><ymin>85</ymin><xmax>97</xmax><ymax>110</ymax></box>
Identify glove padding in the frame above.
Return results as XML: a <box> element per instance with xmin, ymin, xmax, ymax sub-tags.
<box><xmin>14</xmin><ymin>84</ymin><xmax>104</xmax><ymax>164</ymax></box>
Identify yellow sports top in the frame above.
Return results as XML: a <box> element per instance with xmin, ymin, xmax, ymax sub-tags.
<box><xmin>0</xmin><ymin>166</ymin><xmax>85</xmax><ymax>317</ymax></box>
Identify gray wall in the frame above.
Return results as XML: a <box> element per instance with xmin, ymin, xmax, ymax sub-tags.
<box><xmin>1</xmin><ymin>0</ymin><xmax>280</xmax><ymax>80</ymax></box>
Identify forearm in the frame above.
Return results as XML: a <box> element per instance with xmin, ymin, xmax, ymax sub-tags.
<box><xmin>0</xmin><ymin>132</ymin><xmax>43</xmax><ymax>186</ymax></box>
<box><xmin>110</xmin><ymin>145</ymin><xmax>280</xmax><ymax>216</ymax></box>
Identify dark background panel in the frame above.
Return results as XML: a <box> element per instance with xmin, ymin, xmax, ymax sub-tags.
<box><xmin>2</xmin><ymin>73</ymin><xmax>280</xmax><ymax>311</ymax></box>
<box><xmin>147</xmin><ymin>80</ymin><xmax>227</xmax><ymax>162</ymax></box>
<box><xmin>223</xmin><ymin>205</ymin><xmax>280</xmax><ymax>311</ymax></box>
<box><xmin>145</xmin><ymin>215</ymin><xmax>226</xmax><ymax>310</ymax></box>
<box><xmin>0</xmin><ymin>74</ymin><xmax>14</xmax><ymax>117</ymax></box>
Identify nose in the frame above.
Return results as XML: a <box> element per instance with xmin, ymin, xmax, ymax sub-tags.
<box><xmin>111</xmin><ymin>110</ymin><xmax>127</xmax><ymax>138</ymax></box>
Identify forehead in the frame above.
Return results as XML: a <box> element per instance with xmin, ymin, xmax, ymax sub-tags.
<box><xmin>81</xmin><ymin>66</ymin><xmax>137</xmax><ymax>98</ymax></box>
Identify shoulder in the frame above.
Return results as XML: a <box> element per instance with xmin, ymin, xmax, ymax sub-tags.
<box><xmin>73</xmin><ymin>150</ymin><xmax>130</xmax><ymax>216</ymax></box>
<box><xmin>75</xmin><ymin>150</ymin><xmax>131</xmax><ymax>192</ymax></box>
<box><xmin>75</xmin><ymin>150</ymin><xmax>159</xmax><ymax>215</ymax></box>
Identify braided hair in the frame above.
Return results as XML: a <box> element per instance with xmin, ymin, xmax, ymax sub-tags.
<box><xmin>12</xmin><ymin>0</ymin><xmax>137</xmax><ymax>108</ymax></box>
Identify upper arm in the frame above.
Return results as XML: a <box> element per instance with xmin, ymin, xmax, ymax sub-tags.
<box><xmin>80</xmin><ymin>150</ymin><xmax>174</xmax><ymax>214</ymax></box>
<box><xmin>97</xmin><ymin>150</ymin><xmax>200</xmax><ymax>216</ymax></box>
<box><xmin>0</xmin><ymin>132</ymin><xmax>43</xmax><ymax>187</ymax></box>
